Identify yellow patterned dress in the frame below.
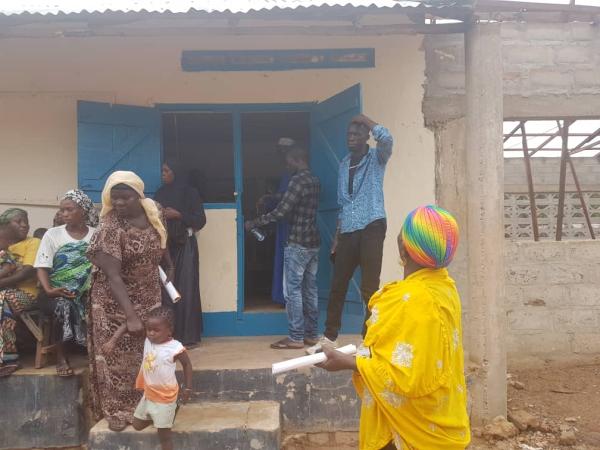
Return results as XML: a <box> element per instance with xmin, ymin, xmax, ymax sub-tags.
<box><xmin>353</xmin><ymin>268</ymin><xmax>470</xmax><ymax>450</ymax></box>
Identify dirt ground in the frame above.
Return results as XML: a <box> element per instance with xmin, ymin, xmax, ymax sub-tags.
<box><xmin>471</xmin><ymin>356</ymin><xmax>600</xmax><ymax>450</ymax></box>
<box><xmin>285</xmin><ymin>356</ymin><xmax>600</xmax><ymax>450</ymax></box>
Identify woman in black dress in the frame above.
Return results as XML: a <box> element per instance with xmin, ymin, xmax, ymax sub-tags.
<box><xmin>155</xmin><ymin>161</ymin><xmax>206</xmax><ymax>345</ymax></box>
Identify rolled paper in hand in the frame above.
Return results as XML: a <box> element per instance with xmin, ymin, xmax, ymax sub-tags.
<box><xmin>271</xmin><ymin>344</ymin><xmax>357</xmax><ymax>375</ymax></box>
<box><xmin>159</xmin><ymin>266</ymin><xmax>181</xmax><ymax>303</ymax></box>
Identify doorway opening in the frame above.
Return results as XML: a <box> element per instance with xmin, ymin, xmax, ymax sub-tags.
<box><xmin>241</xmin><ymin>111</ymin><xmax>310</xmax><ymax>312</ymax></box>
<box><xmin>161</xmin><ymin>112</ymin><xmax>235</xmax><ymax>203</ymax></box>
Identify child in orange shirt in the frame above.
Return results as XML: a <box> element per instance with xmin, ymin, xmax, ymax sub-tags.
<box><xmin>131</xmin><ymin>307</ymin><xmax>193</xmax><ymax>450</ymax></box>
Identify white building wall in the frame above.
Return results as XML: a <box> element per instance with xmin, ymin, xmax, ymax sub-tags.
<box><xmin>0</xmin><ymin>32</ymin><xmax>434</xmax><ymax>313</ymax></box>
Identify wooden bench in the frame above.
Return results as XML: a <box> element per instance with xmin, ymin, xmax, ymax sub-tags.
<box><xmin>20</xmin><ymin>309</ymin><xmax>56</xmax><ymax>369</ymax></box>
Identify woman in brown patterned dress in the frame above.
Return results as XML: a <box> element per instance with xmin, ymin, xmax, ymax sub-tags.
<box><xmin>87</xmin><ymin>171</ymin><xmax>174</xmax><ymax>431</ymax></box>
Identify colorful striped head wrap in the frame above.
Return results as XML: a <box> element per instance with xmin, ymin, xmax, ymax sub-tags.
<box><xmin>401</xmin><ymin>205</ymin><xmax>459</xmax><ymax>269</ymax></box>
<box><xmin>0</xmin><ymin>208</ymin><xmax>28</xmax><ymax>225</ymax></box>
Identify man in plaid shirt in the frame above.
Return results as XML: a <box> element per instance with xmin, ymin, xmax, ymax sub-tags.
<box><xmin>245</xmin><ymin>146</ymin><xmax>321</xmax><ymax>349</ymax></box>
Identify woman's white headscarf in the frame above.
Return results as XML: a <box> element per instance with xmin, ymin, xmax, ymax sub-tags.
<box><xmin>100</xmin><ymin>171</ymin><xmax>167</xmax><ymax>249</ymax></box>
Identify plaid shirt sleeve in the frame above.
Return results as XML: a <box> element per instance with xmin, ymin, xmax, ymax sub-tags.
<box><xmin>254</xmin><ymin>175</ymin><xmax>303</xmax><ymax>227</ymax></box>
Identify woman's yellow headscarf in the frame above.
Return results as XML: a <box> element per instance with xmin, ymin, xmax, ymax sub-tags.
<box><xmin>100</xmin><ymin>171</ymin><xmax>167</xmax><ymax>249</ymax></box>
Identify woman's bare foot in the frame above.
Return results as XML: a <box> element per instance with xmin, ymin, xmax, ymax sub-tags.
<box><xmin>107</xmin><ymin>417</ymin><xmax>128</xmax><ymax>432</ymax></box>
<box><xmin>56</xmin><ymin>361</ymin><xmax>74</xmax><ymax>377</ymax></box>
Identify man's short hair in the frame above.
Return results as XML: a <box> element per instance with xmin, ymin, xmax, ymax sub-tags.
<box><xmin>349</xmin><ymin>120</ymin><xmax>370</xmax><ymax>134</ymax></box>
<box><xmin>285</xmin><ymin>146</ymin><xmax>309</xmax><ymax>163</ymax></box>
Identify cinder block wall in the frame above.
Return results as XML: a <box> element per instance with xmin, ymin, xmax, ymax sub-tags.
<box><xmin>505</xmin><ymin>240</ymin><xmax>600</xmax><ymax>357</ymax></box>
<box><xmin>425</xmin><ymin>22</ymin><xmax>600</xmax><ymax>99</ymax></box>
<box><xmin>505</xmin><ymin>157</ymin><xmax>600</xmax><ymax>192</ymax></box>
<box><xmin>427</xmin><ymin>22</ymin><xmax>600</xmax><ymax>359</ymax></box>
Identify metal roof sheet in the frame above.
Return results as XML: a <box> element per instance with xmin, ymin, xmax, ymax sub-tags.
<box><xmin>0</xmin><ymin>1</ymin><xmax>426</xmax><ymax>16</ymax></box>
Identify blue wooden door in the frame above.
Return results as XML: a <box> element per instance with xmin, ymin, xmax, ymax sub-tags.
<box><xmin>310</xmin><ymin>84</ymin><xmax>364</xmax><ymax>330</ymax></box>
<box><xmin>77</xmin><ymin>101</ymin><xmax>161</xmax><ymax>202</ymax></box>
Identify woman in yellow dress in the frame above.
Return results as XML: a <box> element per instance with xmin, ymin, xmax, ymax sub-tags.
<box><xmin>319</xmin><ymin>205</ymin><xmax>470</xmax><ymax>449</ymax></box>
<box><xmin>0</xmin><ymin>208</ymin><xmax>41</xmax><ymax>377</ymax></box>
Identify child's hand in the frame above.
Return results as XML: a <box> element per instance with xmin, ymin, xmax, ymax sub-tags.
<box><xmin>179</xmin><ymin>388</ymin><xmax>192</xmax><ymax>404</ymax></box>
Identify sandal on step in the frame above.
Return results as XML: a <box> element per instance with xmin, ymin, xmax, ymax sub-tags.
<box><xmin>56</xmin><ymin>363</ymin><xmax>74</xmax><ymax>377</ymax></box>
<box><xmin>107</xmin><ymin>418</ymin><xmax>128</xmax><ymax>432</ymax></box>
<box><xmin>270</xmin><ymin>338</ymin><xmax>304</xmax><ymax>350</ymax></box>
<box><xmin>0</xmin><ymin>363</ymin><xmax>19</xmax><ymax>378</ymax></box>
<box><xmin>304</xmin><ymin>337</ymin><xmax>319</xmax><ymax>346</ymax></box>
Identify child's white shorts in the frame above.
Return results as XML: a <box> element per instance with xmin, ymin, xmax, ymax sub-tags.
<box><xmin>134</xmin><ymin>396</ymin><xmax>177</xmax><ymax>429</ymax></box>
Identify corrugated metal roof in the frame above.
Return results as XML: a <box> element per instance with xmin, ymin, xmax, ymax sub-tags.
<box><xmin>0</xmin><ymin>1</ymin><xmax>425</xmax><ymax>16</ymax></box>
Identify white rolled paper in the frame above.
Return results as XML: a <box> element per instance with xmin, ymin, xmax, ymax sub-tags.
<box><xmin>272</xmin><ymin>344</ymin><xmax>357</xmax><ymax>375</ymax></box>
<box><xmin>159</xmin><ymin>266</ymin><xmax>181</xmax><ymax>303</ymax></box>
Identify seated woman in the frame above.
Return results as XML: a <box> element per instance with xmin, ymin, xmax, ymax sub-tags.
<box><xmin>35</xmin><ymin>190</ymin><xmax>98</xmax><ymax>377</ymax></box>
<box><xmin>318</xmin><ymin>205</ymin><xmax>470</xmax><ymax>450</ymax></box>
<box><xmin>0</xmin><ymin>208</ymin><xmax>41</xmax><ymax>377</ymax></box>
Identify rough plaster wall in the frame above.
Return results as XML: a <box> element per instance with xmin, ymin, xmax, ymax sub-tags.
<box><xmin>505</xmin><ymin>240</ymin><xmax>600</xmax><ymax>357</ymax></box>
<box><xmin>425</xmin><ymin>22</ymin><xmax>600</xmax><ymax>100</ymax></box>
<box><xmin>505</xmin><ymin>157</ymin><xmax>600</xmax><ymax>192</ymax></box>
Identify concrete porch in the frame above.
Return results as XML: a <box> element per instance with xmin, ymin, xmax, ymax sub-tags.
<box><xmin>0</xmin><ymin>335</ymin><xmax>362</xmax><ymax>450</ymax></box>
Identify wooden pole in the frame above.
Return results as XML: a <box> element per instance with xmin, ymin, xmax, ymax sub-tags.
<box><xmin>520</xmin><ymin>122</ymin><xmax>540</xmax><ymax>241</ymax></box>
<box><xmin>556</xmin><ymin>120</ymin><xmax>571</xmax><ymax>241</ymax></box>
<box><xmin>567</xmin><ymin>157</ymin><xmax>596</xmax><ymax>239</ymax></box>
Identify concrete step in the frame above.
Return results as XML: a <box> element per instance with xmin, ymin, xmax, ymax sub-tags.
<box><xmin>88</xmin><ymin>401</ymin><xmax>281</xmax><ymax>450</ymax></box>
<box><xmin>185</xmin><ymin>367</ymin><xmax>359</xmax><ymax>432</ymax></box>
<box><xmin>0</xmin><ymin>363</ymin><xmax>88</xmax><ymax>450</ymax></box>
<box><xmin>182</xmin><ymin>336</ymin><xmax>361</xmax><ymax>432</ymax></box>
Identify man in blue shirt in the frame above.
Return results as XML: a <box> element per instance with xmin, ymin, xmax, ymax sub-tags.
<box><xmin>307</xmin><ymin>114</ymin><xmax>393</xmax><ymax>354</ymax></box>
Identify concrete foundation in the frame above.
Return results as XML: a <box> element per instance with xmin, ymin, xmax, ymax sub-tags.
<box><xmin>190</xmin><ymin>367</ymin><xmax>359</xmax><ymax>432</ymax></box>
<box><xmin>1</xmin><ymin>337</ymin><xmax>360</xmax><ymax>449</ymax></box>
<box><xmin>187</xmin><ymin>336</ymin><xmax>360</xmax><ymax>432</ymax></box>
<box><xmin>0</xmin><ymin>365</ymin><xmax>88</xmax><ymax>450</ymax></box>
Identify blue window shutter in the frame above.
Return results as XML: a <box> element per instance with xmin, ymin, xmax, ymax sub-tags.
<box><xmin>77</xmin><ymin>101</ymin><xmax>161</xmax><ymax>203</ymax></box>
<box><xmin>311</xmin><ymin>84</ymin><xmax>363</xmax><ymax>314</ymax></box>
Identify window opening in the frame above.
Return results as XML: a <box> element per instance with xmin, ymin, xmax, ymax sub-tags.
<box><xmin>503</xmin><ymin>119</ymin><xmax>600</xmax><ymax>241</ymax></box>
<box><xmin>162</xmin><ymin>112</ymin><xmax>235</xmax><ymax>203</ymax></box>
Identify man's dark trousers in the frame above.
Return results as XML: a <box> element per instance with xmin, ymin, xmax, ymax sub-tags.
<box><xmin>324</xmin><ymin>219</ymin><xmax>386</xmax><ymax>341</ymax></box>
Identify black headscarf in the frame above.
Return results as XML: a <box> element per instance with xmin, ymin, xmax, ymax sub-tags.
<box><xmin>155</xmin><ymin>159</ymin><xmax>188</xmax><ymax>212</ymax></box>
<box><xmin>155</xmin><ymin>160</ymin><xmax>206</xmax><ymax>243</ymax></box>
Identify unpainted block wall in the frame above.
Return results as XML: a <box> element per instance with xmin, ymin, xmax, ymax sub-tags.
<box><xmin>505</xmin><ymin>240</ymin><xmax>600</xmax><ymax>357</ymax></box>
<box><xmin>425</xmin><ymin>22</ymin><xmax>600</xmax><ymax>99</ymax></box>
<box><xmin>505</xmin><ymin>157</ymin><xmax>600</xmax><ymax>192</ymax></box>
<box><xmin>428</xmin><ymin>22</ymin><xmax>600</xmax><ymax>359</ymax></box>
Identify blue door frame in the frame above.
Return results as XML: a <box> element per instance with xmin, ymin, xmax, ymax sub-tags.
<box><xmin>159</xmin><ymin>103</ymin><xmax>312</xmax><ymax>336</ymax></box>
<box><xmin>158</xmin><ymin>99</ymin><xmax>364</xmax><ymax>336</ymax></box>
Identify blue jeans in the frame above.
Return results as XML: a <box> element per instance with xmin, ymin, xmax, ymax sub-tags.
<box><xmin>283</xmin><ymin>244</ymin><xmax>319</xmax><ymax>342</ymax></box>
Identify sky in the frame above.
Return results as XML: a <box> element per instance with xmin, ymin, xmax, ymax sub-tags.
<box><xmin>504</xmin><ymin>120</ymin><xmax>600</xmax><ymax>158</ymax></box>
<box><xmin>1</xmin><ymin>0</ymin><xmax>599</xmax><ymax>15</ymax></box>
